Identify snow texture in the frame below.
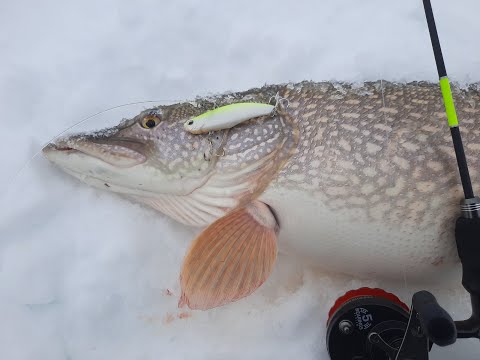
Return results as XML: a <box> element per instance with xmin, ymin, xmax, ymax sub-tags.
<box><xmin>1</xmin><ymin>0</ymin><xmax>480</xmax><ymax>359</ymax></box>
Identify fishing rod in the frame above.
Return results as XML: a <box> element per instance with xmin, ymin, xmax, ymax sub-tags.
<box><xmin>325</xmin><ymin>1</ymin><xmax>480</xmax><ymax>359</ymax></box>
<box><xmin>423</xmin><ymin>0</ymin><xmax>480</xmax><ymax>340</ymax></box>
<box><xmin>424</xmin><ymin>0</ymin><xmax>475</xmax><ymax>201</ymax></box>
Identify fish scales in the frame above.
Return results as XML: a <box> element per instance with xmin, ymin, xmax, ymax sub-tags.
<box><xmin>276</xmin><ymin>82</ymin><xmax>478</xmax><ymax>225</ymax></box>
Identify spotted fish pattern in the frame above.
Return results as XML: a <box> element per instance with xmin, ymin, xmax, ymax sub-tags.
<box><xmin>270</xmin><ymin>81</ymin><xmax>480</xmax><ymax>232</ymax></box>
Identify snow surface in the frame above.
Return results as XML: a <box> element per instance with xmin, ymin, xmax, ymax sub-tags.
<box><xmin>1</xmin><ymin>0</ymin><xmax>480</xmax><ymax>359</ymax></box>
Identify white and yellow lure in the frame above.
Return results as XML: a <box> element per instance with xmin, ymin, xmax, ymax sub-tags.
<box><xmin>184</xmin><ymin>102</ymin><xmax>274</xmax><ymax>134</ymax></box>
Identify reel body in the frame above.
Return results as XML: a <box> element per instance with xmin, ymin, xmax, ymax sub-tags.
<box><xmin>326</xmin><ymin>288</ymin><xmax>432</xmax><ymax>360</ymax></box>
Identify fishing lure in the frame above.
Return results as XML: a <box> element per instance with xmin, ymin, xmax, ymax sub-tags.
<box><xmin>184</xmin><ymin>102</ymin><xmax>274</xmax><ymax>134</ymax></box>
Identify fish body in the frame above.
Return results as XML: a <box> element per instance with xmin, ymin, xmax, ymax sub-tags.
<box><xmin>43</xmin><ymin>81</ymin><xmax>480</xmax><ymax>308</ymax></box>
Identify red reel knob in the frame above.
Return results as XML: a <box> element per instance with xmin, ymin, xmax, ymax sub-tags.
<box><xmin>328</xmin><ymin>287</ymin><xmax>410</xmax><ymax>323</ymax></box>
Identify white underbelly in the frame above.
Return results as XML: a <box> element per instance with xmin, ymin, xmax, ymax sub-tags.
<box><xmin>259</xmin><ymin>186</ymin><xmax>461</xmax><ymax>284</ymax></box>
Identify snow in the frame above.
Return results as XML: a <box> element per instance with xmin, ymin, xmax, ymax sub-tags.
<box><xmin>1</xmin><ymin>0</ymin><xmax>480</xmax><ymax>359</ymax></box>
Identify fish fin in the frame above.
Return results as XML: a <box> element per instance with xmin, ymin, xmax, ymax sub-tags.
<box><xmin>179</xmin><ymin>200</ymin><xmax>278</xmax><ymax>310</ymax></box>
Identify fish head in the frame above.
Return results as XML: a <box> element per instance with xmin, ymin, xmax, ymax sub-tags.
<box><xmin>43</xmin><ymin>104</ymin><xmax>224</xmax><ymax>196</ymax></box>
<box><xmin>43</xmin><ymin>97</ymin><xmax>298</xmax><ymax>225</ymax></box>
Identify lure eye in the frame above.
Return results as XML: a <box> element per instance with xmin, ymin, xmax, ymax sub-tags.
<box><xmin>187</xmin><ymin>120</ymin><xmax>194</xmax><ymax>126</ymax></box>
<box><xmin>141</xmin><ymin>115</ymin><xmax>160</xmax><ymax>129</ymax></box>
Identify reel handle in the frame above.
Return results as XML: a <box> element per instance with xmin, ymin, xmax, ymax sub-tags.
<box><xmin>412</xmin><ymin>291</ymin><xmax>457</xmax><ymax>346</ymax></box>
<box><xmin>455</xmin><ymin>216</ymin><xmax>480</xmax><ymax>297</ymax></box>
<box><xmin>454</xmin><ymin>215</ymin><xmax>480</xmax><ymax>338</ymax></box>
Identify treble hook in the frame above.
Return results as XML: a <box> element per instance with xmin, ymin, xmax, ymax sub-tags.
<box><xmin>269</xmin><ymin>92</ymin><xmax>289</xmax><ymax>116</ymax></box>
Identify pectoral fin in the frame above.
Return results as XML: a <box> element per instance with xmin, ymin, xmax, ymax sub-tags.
<box><xmin>179</xmin><ymin>201</ymin><xmax>279</xmax><ymax>310</ymax></box>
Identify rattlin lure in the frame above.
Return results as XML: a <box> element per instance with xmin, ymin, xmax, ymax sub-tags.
<box><xmin>183</xmin><ymin>102</ymin><xmax>274</xmax><ymax>134</ymax></box>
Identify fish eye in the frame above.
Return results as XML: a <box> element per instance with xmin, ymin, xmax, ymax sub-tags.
<box><xmin>141</xmin><ymin>115</ymin><xmax>160</xmax><ymax>129</ymax></box>
<box><xmin>187</xmin><ymin>120</ymin><xmax>194</xmax><ymax>125</ymax></box>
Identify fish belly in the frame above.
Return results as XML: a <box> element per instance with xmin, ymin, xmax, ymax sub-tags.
<box><xmin>259</xmin><ymin>186</ymin><xmax>461</xmax><ymax>284</ymax></box>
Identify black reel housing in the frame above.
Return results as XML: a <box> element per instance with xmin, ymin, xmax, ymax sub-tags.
<box><xmin>326</xmin><ymin>287</ymin><xmax>460</xmax><ymax>360</ymax></box>
<box><xmin>326</xmin><ymin>288</ymin><xmax>438</xmax><ymax>360</ymax></box>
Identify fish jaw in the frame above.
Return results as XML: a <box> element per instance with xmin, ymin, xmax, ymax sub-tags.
<box><xmin>42</xmin><ymin>136</ymin><xmax>211</xmax><ymax>198</ymax></box>
<box><xmin>43</xmin><ymin>137</ymin><xmax>147</xmax><ymax>168</ymax></box>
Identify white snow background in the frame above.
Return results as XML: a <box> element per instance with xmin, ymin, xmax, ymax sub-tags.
<box><xmin>1</xmin><ymin>0</ymin><xmax>480</xmax><ymax>359</ymax></box>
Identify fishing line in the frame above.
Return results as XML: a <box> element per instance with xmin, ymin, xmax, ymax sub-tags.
<box><xmin>1</xmin><ymin>99</ymin><xmax>183</xmax><ymax>201</ymax></box>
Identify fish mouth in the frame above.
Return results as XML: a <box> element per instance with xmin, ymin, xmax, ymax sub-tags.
<box><xmin>42</xmin><ymin>136</ymin><xmax>147</xmax><ymax>168</ymax></box>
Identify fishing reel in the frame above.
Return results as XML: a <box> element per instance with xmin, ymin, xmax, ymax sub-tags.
<box><xmin>326</xmin><ymin>287</ymin><xmax>451</xmax><ymax>360</ymax></box>
<box><xmin>326</xmin><ymin>201</ymin><xmax>480</xmax><ymax>360</ymax></box>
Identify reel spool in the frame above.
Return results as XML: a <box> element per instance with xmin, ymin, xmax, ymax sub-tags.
<box><xmin>326</xmin><ymin>287</ymin><xmax>429</xmax><ymax>360</ymax></box>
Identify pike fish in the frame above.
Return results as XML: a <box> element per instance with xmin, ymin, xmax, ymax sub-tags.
<box><xmin>42</xmin><ymin>81</ymin><xmax>480</xmax><ymax>310</ymax></box>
